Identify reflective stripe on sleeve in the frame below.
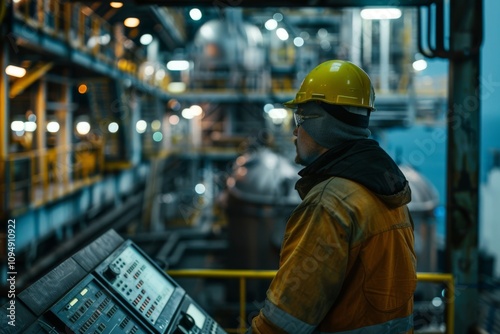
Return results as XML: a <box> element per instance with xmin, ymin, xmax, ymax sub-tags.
<box><xmin>320</xmin><ymin>315</ymin><xmax>414</xmax><ymax>334</ymax></box>
<box><xmin>262</xmin><ymin>299</ymin><xmax>317</xmax><ymax>334</ymax></box>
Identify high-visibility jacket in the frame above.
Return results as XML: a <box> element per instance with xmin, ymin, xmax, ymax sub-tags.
<box><xmin>250</xmin><ymin>139</ymin><xmax>417</xmax><ymax>333</ymax></box>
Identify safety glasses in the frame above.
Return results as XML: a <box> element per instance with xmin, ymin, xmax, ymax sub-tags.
<box><xmin>293</xmin><ymin>113</ymin><xmax>320</xmax><ymax>127</ymax></box>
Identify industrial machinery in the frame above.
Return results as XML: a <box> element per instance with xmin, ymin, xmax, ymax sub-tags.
<box><xmin>0</xmin><ymin>230</ymin><xmax>226</xmax><ymax>334</ymax></box>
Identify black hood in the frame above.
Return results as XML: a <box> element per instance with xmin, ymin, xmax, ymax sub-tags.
<box><xmin>295</xmin><ymin>139</ymin><xmax>411</xmax><ymax>208</ymax></box>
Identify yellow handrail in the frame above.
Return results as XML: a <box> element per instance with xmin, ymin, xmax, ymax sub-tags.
<box><xmin>167</xmin><ymin>269</ymin><xmax>454</xmax><ymax>334</ymax></box>
<box><xmin>0</xmin><ymin>144</ymin><xmax>104</xmax><ymax>213</ymax></box>
<box><xmin>417</xmin><ymin>272</ymin><xmax>455</xmax><ymax>334</ymax></box>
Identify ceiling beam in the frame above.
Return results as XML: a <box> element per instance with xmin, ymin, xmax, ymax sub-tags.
<box><xmin>133</xmin><ymin>0</ymin><xmax>435</xmax><ymax>7</ymax></box>
<box><xmin>9</xmin><ymin>62</ymin><xmax>54</xmax><ymax>98</ymax></box>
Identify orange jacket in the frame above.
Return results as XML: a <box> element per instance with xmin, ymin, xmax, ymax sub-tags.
<box><xmin>251</xmin><ymin>175</ymin><xmax>417</xmax><ymax>333</ymax></box>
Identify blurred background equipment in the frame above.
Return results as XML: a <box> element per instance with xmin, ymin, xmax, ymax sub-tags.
<box><xmin>0</xmin><ymin>0</ymin><xmax>495</xmax><ymax>333</ymax></box>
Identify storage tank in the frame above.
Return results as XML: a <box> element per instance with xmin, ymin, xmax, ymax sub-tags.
<box><xmin>222</xmin><ymin>147</ymin><xmax>300</xmax><ymax>301</ymax></box>
<box><xmin>190</xmin><ymin>14</ymin><xmax>266</xmax><ymax>89</ymax></box>
<box><xmin>192</xmin><ymin>19</ymin><xmax>265</xmax><ymax>71</ymax></box>
<box><xmin>399</xmin><ymin>164</ymin><xmax>441</xmax><ymax>320</ymax></box>
<box><xmin>223</xmin><ymin>147</ymin><xmax>301</xmax><ymax>272</ymax></box>
<box><xmin>399</xmin><ymin>164</ymin><xmax>440</xmax><ymax>274</ymax></box>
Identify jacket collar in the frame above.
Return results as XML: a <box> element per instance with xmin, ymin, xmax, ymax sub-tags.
<box><xmin>295</xmin><ymin>139</ymin><xmax>411</xmax><ymax>208</ymax></box>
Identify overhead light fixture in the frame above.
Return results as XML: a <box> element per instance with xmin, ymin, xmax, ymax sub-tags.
<box><xmin>144</xmin><ymin>64</ymin><xmax>155</xmax><ymax>76</ymax></box>
<box><xmin>167</xmin><ymin>82</ymin><xmax>186</xmax><ymax>93</ymax></box>
<box><xmin>189</xmin><ymin>8</ymin><xmax>202</xmax><ymax>21</ymax></box>
<box><xmin>317</xmin><ymin>28</ymin><xmax>328</xmax><ymax>39</ymax></box>
<box><xmin>195</xmin><ymin>183</ymin><xmax>206</xmax><ymax>195</ymax></box>
<box><xmin>190</xmin><ymin>105</ymin><xmax>203</xmax><ymax>117</ymax></box>
<box><xmin>87</xmin><ymin>34</ymin><xmax>111</xmax><ymax>48</ymax></box>
<box><xmin>123</xmin><ymin>39</ymin><xmax>134</xmax><ymax>49</ymax></box>
<box><xmin>151</xmin><ymin>120</ymin><xmax>161</xmax><ymax>131</ymax></box>
<box><xmin>24</xmin><ymin>121</ymin><xmax>37</xmax><ymax>132</ymax></box>
<box><xmin>152</xmin><ymin>132</ymin><xmax>163</xmax><ymax>142</ymax></box>
<box><xmin>168</xmin><ymin>99</ymin><xmax>181</xmax><ymax>111</ymax></box>
<box><xmin>5</xmin><ymin>65</ymin><xmax>26</xmax><ymax>78</ymax></box>
<box><xmin>268</xmin><ymin>108</ymin><xmax>287</xmax><ymax>124</ymax></box>
<box><xmin>181</xmin><ymin>108</ymin><xmax>195</xmax><ymax>119</ymax></box>
<box><xmin>140</xmin><ymin>34</ymin><xmax>153</xmax><ymax>45</ymax></box>
<box><xmin>265</xmin><ymin>19</ymin><xmax>278</xmax><ymax>31</ymax></box>
<box><xmin>360</xmin><ymin>8</ymin><xmax>402</xmax><ymax>20</ymax></box>
<box><xmin>169</xmin><ymin>115</ymin><xmax>180</xmax><ymax>125</ymax></box>
<box><xmin>124</xmin><ymin>17</ymin><xmax>140</xmax><ymax>28</ymax></box>
<box><xmin>273</xmin><ymin>13</ymin><xmax>283</xmax><ymax>22</ymax></box>
<box><xmin>155</xmin><ymin>69</ymin><xmax>166</xmax><ymax>80</ymax></box>
<box><xmin>108</xmin><ymin>122</ymin><xmax>119</xmax><ymax>133</ymax></box>
<box><xmin>276</xmin><ymin>28</ymin><xmax>289</xmax><ymax>41</ymax></box>
<box><xmin>47</xmin><ymin>121</ymin><xmax>60</xmax><ymax>133</ymax></box>
<box><xmin>136</xmin><ymin>120</ymin><xmax>147</xmax><ymax>133</ymax></box>
<box><xmin>11</xmin><ymin>121</ymin><xmax>25</xmax><ymax>132</ymax></box>
<box><xmin>413</xmin><ymin>59</ymin><xmax>428</xmax><ymax>71</ymax></box>
<box><xmin>263</xmin><ymin>104</ymin><xmax>274</xmax><ymax>113</ymax></box>
<box><xmin>76</xmin><ymin>121</ymin><xmax>91</xmax><ymax>135</ymax></box>
<box><xmin>110</xmin><ymin>2</ymin><xmax>123</xmax><ymax>8</ymax></box>
<box><xmin>166</xmin><ymin>60</ymin><xmax>189</xmax><ymax>71</ymax></box>
<box><xmin>293</xmin><ymin>37</ymin><xmax>304</xmax><ymax>47</ymax></box>
<box><xmin>78</xmin><ymin>84</ymin><xmax>87</xmax><ymax>94</ymax></box>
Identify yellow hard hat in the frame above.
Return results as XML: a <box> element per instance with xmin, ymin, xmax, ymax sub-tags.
<box><xmin>284</xmin><ymin>60</ymin><xmax>375</xmax><ymax>110</ymax></box>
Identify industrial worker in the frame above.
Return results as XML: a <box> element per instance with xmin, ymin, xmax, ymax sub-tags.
<box><xmin>250</xmin><ymin>60</ymin><xmax>417</xmax><ymax>333</ymax></box>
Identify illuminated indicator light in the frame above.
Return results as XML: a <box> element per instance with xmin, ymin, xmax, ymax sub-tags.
<box><xmin>67</xmin><ymin>298</ymin><xmax>78</xmax><ymax>309</ymax></box>
<box><xmin>80</xmin><ymin>288</ymin><xmax>88</xmax><ymax>296</ymax></box>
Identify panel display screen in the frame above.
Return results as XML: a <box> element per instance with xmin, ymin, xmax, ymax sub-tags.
<box><xmin>186</xmin><ymin>303</ymin><xmax>206</xmax><ymax>329</ymax></box>
<box><xmin>102</xmin><ymin>245</ymin><xmax>176</xmax><ymax>326</ymax></box>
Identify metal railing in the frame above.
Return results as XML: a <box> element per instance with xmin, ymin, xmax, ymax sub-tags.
<box><xmin>0</xmin><ymin>144</ymin><xmax>104</xmax><ymax>213</ymax></box>
<box><xmin>167</xmin><ymin>269</ymin><xmax>454</xmax><ymax>334</ymax></box>
<box><xmin>11</xmin><ymin>0</ymin><xmax>167</xmax><ymax>88</ymax></box>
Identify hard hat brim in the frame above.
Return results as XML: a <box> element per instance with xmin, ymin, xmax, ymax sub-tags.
<box><xmin>283</xmin><ymin>99</ymin><xmax>297</xmax><ymax>108</ymax></box>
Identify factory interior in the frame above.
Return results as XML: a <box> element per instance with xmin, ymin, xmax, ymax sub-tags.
<box><xmin>1</xmin><ymin>0</ymin><xmax>499</xmax><ymax>333</ymax></box>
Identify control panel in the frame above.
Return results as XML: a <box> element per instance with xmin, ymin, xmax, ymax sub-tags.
<box><xmin>95</xmin><ymin>241</ymin><xmax>185</xmax><ymax>333</ymax></box>
<box><xmin>0</xmin><ymin>230</ymin><xmax>228</xmax><ymax>334</ymax></box>
<box><xmin>48</xmin><ymin>274</ymin><xmax>149</xmax><ymax>334</ymax></box>
<box><xmin>175</xmin><ymin>295</ymin><xmax>225</xmax><ymax>334</ymax></box>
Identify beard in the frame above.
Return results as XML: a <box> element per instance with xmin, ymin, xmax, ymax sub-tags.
<box><xmin>294</xmin><ymin>139</ymin><xmax>307</xmax><ymax>166</ymax></box>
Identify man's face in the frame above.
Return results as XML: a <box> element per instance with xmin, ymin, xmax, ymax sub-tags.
<box><xmin>293</xmin><ymin>114</ymin><xmax>328</xmax><ymax>166</ymax></box>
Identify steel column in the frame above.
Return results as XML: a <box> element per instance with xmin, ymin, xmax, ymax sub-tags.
<box><xmin>446</xmin><ymin>0</ymin><xmax>482</xmax><ymax>332</ymax></box>
<box><xmin>0</xmin><ymin>39</ymin><xmax>9</xmax><ymax>217</ymax></box>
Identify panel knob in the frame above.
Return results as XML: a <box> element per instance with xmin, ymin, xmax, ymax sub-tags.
<box><xmin>179</xmin><ymin>312</ymin><xmax>195</xmax><ymax>331</ymax></box>
<box><xmin>103</xmin><ymin>263</ymin><xmax>121</xmax><ymax>281</ymax></box>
